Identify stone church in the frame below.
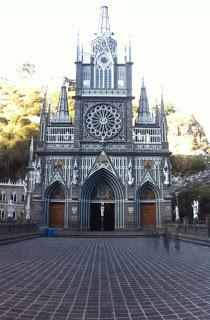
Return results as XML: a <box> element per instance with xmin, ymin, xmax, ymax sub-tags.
<box><xmin>28</xmin><ymin>5</ymin><xmax>172</xmax><ymax>231</ymax></box>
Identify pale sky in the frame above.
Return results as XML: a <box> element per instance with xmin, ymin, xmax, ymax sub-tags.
<box><xmin>0</xmin><ymin>0</ymin><xmax>210</xmax><ymax>140</ymax></box>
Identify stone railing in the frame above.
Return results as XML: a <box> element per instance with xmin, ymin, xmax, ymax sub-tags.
<box><xmin>77</xmin><ymin>88</ymin><xmax>132</xmax><ymax>97</ymax></box>
<box><xmin>173</xmin><ymin>224</ymin><xmax>208</xmax><ymax>237</ymax></box>
<box><xmin>0</xmin><ymin>223</ymin><xmax>38</xmax><ymax>234</ymax></box>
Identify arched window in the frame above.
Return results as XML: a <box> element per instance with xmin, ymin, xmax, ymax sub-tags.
<box><xmin>91</xmin><ymin>181</ymin><xmax>114</xmax><ymax>201</ymax></box>
<box><xmin>0</xmin><ymin>191</ymin><xmax>6</xmax><ymax>202</ymax></box>
<box><xmin>50</xmin><ymin>186</ymin><xmax>65</xmax><ymax>200</ymax></box>
<box><xmin>0</xmin><ymin>210</ymin><xmax>5</xmax><ymax>219</ymax></box>
<box><xmin>11</xmin><ymin>192</ymin><xmax>17</xmax><ymax>202</ymax></box>
<box><xmin>141</xmin><ymin>188</ymin><xmax>155</xmax><ymax>200</ymax></box>
<box><xmin>94</xmin><ymin>53</ymin><xmax>113</xmax><ymax>89</ymax></box>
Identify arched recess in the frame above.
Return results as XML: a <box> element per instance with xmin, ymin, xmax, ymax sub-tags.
<box><xmin>44</xmin><ymin>182</ymin><xmax>68</xmax><ymax>228</ymax></box>
<box><xmin>80</xmin><ymin>169</ymin><xmax>124</xmax><ymax>230</ymax></box>
<box><xmin>135</xmin><ymin>183</ymin><xmax>160</xmax><ymax>228</ymax></box>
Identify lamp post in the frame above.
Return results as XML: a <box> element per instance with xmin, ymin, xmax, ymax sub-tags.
<box><xmin>175</xmin><ymin>191</ymin><xmax>180</xmax><ymax>223</ymax></box>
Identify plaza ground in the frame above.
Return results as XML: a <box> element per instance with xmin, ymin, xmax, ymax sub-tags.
<box><xmin>0</xmin><ymin>237</ymin><xmax>210</xmax><ymax>320</ymax></box>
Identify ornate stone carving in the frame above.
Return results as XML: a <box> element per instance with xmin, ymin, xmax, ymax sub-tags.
<box><xmin>85</xmin><ymin>104</ymin><xmax>122</xmax><ymax>140</ymax></box>
<box><xmin>140</xmin><ymin>171</ymin><xmax>156</xmax><ymax>187</ymax></box>
<box><xmin>127</xmin><ymin>159</ymin><xmax>134</xmax><ymax>186</ymax></box>
<box><xmin>81</xmin><ymin>144</ymin><xmax>103</xmax><ymax>150</ymax></box>
<box><xmin>72</xmin><ymin>159</ymin><xmax>79</xmax><ymax>186</ymax></box>
<box><xmin>54</xmin><ymin>159</ymin><xmax>63</xmax><ymax>169</ymax></box>
<box><xmin>46</xmin><ymin>144</ymin><xmax>73</xmax><ymax>150</ymax></box>
<box><xmin>35</xmin><ymin>158</ymin><xmax>42</xmax><ymax>184</ymax></box>
<box><xmin>163</xmin><ymin>158</ymin><xmax>170</xmax><ymax>185</ymax></box>
<box><xmin>135</xmin><ymin>144</ymin><xmax>161</xmax><ymax>150</ymax></box>
<box><xmin>105</xmin><ymin>144</ymin><xmax>126</xmax><ymax>150</ymax></box>
<box><xmin>89</xmin><ymin>151</ymin><xmax>117</xmax><ymax>177</ymax></box>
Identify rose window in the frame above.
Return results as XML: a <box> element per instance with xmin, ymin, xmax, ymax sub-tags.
<box><xmin>86</xmin><ymin>104</ymin><xmax>122</xmax><ymax>140</ymax></box>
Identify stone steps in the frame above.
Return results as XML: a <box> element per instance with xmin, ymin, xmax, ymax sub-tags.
<box><xmin>0</xmin><ymin>232</ymin><xmax>42</xmax><ymax>245</ymax></box>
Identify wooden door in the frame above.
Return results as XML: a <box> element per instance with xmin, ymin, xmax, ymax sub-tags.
<box><xmin>141</xmin><ymin>203</ymin><xmax>156</xmax><ymax>227</ymax></box>
<box><xmin>49</xmin><ymin>203</ymin><xmax>64</xmax><ymax>228</ymax></box>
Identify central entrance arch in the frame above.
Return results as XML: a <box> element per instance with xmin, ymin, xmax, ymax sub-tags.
<box><xmin>80</xmin><ymin>169</ymin><xmax>124</xmax><ymax>230</ymax></box>
<box><xmin>90</xmin><ymin>181</ymin><xmax>115</xmax><ymax>231</ymax></box>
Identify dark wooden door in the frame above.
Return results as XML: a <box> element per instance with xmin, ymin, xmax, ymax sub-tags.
<box><xmin>49</xmin><ymin>203</ymin><xmax>64</xmax><ymax>228</ymax></box>
<box><xmin>90</xmin><ymin>203</ymin><xmax>101</xmax><ymax>231</ymax></box>
<box><xmin>141</xmin><ymin>203</ymin><xmax>156</xmax><ymax>227</ymax></box>
<box><xmin>104</xmin><ymin>204</ymin><xmax>115</xmax><ymax>231</ymax></box>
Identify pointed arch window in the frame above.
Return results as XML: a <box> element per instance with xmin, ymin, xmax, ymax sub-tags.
<box><xmin>82</xmin><ymin>66</ymin><xmax>91</xmax><ymax>89</ymax></box>
<box><xmin>50</xmin><ymin>186</ymin><xmax>65</xmax><ymax>200</ymax></box>
<box><xmin>94</xmin><ymin>53</ymin><xmax>114</xmax><ymax>89</ymax></box>
<box><xmin>11</xmin><ymin>192</ymin><xmax>17</xmax><ymax>202</ymax></box>
<box><xmin>117</xmin><ymin>66</ymin><xmax>126</xmax><ymax>89</ymax></box>
<box><xmin>141</xmin><ymin>188</ymin><xmax>155</xmax><ymax>200</ymax></box>
<box><xmin>0</xmin><ymin>191</ymin><xmax>6</xmax><ymax>202</ymax></box>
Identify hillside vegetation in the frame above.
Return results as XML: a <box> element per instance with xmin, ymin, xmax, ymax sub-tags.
<box><xmin>0</xmin><ymin>77</ymin><xmax>209</xmax><ymax>180</ymax></box>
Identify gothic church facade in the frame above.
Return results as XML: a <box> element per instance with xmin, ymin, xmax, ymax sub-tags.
<box><xmin>29</xmin><ymin>6</ymin><xmax>172</xmax><ymax>231</ymax></box>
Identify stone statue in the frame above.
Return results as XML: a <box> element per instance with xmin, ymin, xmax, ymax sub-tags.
<box><xmin>100</xmin><ymin>202</ymin><xmax>105</xmax><ymax>217</ymax></box>
<box><xmin>174</xmin><ymin>206</ymin><xmax>180</xmax><ymax>222</ymax></box>
<box><xmin>192</xmin><ymin>200</ymin><xmax>199</xmax><ymax>221</ymax></box>
<box><xmin>35</xmin><ymin>159</ymin><xmax>41</xmax><ymax>184</ymax></box>
<box><xmin>7</xmin><ymin>200</ymin><xmax>14</xmax><ymax>219</ymax></box>
<box><xmin>25</xmin><ymin>204</ymin><xmax>30</xmax><ymax>220</ymax></box>
<box><xmin>25</xmin><ymin>194</ymin><xmax>31</xmax><ymax>223</ymax></box>
<box><xmin>163</xmin><ymin>159</ymin><xmax>170</xmax><ymax>185</ymax></box>
<box><xmin>72</xmin><ymin>159</ymin><xmax>79</xmax><ymax>186</ymax></box>
<box><xmin>128</xmin><ymin>159</ymin><xmax>134</xmax><ymax>186</ymax></box>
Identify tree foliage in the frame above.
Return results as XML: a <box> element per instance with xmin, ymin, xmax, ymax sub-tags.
<box><xmin>0</xmin><ymin>81</ymin><xmax>40</xmax><ymax>180</ymax></box>
<box><xmin>0</xmin><ymin>79</ymin><xmax>76</xmax><ymax>180</ymax></box>
<box><xmin>173</xmin><ymin>184</ymin><xmax>210</xmax><ymax>222</ymax></box>
<box><xmin>171</xmin><ymin>155</ymin><xmax>208</xmax><ymax>177</ymax></box>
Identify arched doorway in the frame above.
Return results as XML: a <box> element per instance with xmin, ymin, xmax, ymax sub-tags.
<box><xmin>80</xmin><ymin>169</ymin><xmax>124</xmax><ymax>230</ymax></box>
<box><xmin>90</xmin><ymin>181</ymin><xmax>115</xmax><ymax>231</ymax></box>
<box><xmin>49</xmin><ymin>186</ymin><xmax>65</xmax><ymax>228</ymax></box>
<box><xmin>140</xmin><ymin>187</ymin><xmax>156</xmax><ymax>227</ymax></box>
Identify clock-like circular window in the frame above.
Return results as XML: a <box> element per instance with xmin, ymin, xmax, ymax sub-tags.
<box><xmin>97</xmin><ymin>53</ymin><xmax>111</xmax><ymax>68</ymax></box>
<box><xmin>86</xmin><ymin>104</ymin><xmax>122</xmax><ymax>140</ymax></box>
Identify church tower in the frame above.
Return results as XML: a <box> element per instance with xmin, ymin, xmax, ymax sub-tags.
<box><xmin>32</xmin><ymin>5</ymin><xmax>172</xmax><ymax>231</ymax></box>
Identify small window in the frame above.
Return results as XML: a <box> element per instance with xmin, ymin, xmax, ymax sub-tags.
<box><xmin>22</xmin><ymin>194</ymin><xmax>25</xmax><ymax>202</ymax></box>
<box><xmin>11</xmin><ymin>193</ymin><xmax>17</xmax><ymax>202</ymax></box>
<box><xmin>0</xmin><ymin>192</ymin><xmax>6</xmax><ymax>202</ymax></box>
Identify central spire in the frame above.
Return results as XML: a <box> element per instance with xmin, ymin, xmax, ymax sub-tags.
<box><xmin>98</xmin><ymin>6</ymin><xmax>111</xmax><ymax>37</ymax></box>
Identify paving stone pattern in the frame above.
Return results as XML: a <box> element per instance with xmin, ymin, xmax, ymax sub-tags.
<box><xmin>0</xmin><ymin>237</ymin><xmax>210</xmax><ymax>320</ymax></box>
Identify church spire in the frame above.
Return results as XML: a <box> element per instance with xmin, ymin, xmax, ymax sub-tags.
<box><xmin>128</xmin><ymin>35</ymin><xmax>132</xmax><ymax>62</ymax></box>
<box><xmin>98</xmin><ymin>6</ymin><xmax>111</xmax><ymax>37</ymax></box>
<box><xmin>29</xmin><ymin>136</ymin><xmax>34</xmax><ymax>164</ymax></box>
<box><xmin>160</xmin><ymin>92</ymin><xmax>168</xmax><ymax>142</ymax></box>
<box><xmin>135</xmin><ymin>78</ymin><xmax>153</xmax><ymax>125</ymax></box>
<box><xmin>40</xmin><ymin>89</ymin><xmax>47</xmax><ymax>120</ymax></box>
<box><xmin>40</xmin><ymin>89</ymin><xmax>47</xmax><ymax>141</ymax></box>
<box><xmin>76</xmin><ymin>32</ymin><xmax>80</xmax><ymax>62</ymax></box>
<box><xmin>53</xmin><ymin>78</ymin><xmax>71</xmax><ymax>123</ymax></box>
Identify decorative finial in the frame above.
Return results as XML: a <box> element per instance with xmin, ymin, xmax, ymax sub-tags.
<box><xmin>63</xmin><ymin>76</ymin><xmax>68</xmax><ymax>86</ymax></box>
<box><xmin>128</xmin><ymin>34</ymin><xmax>132</xmax><ymax>62</ymax></box>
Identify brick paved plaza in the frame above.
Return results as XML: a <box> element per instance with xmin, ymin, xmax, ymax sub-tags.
<box><xmin>0</xmin><ymin>238</ymin><xmax>210</xmax><ymax>320</ymax></box>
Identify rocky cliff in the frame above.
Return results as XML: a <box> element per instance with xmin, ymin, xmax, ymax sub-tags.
<box><xmin>167</xmin><ymin>109</ymin><xmax>209</xmax><ymax>155</ymax></box>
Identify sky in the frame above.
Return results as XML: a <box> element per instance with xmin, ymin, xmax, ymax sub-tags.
<box><xmin>0</xmin><ymin>0</ymin><xmax>210</xmax><ymax>140</ymax></box>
